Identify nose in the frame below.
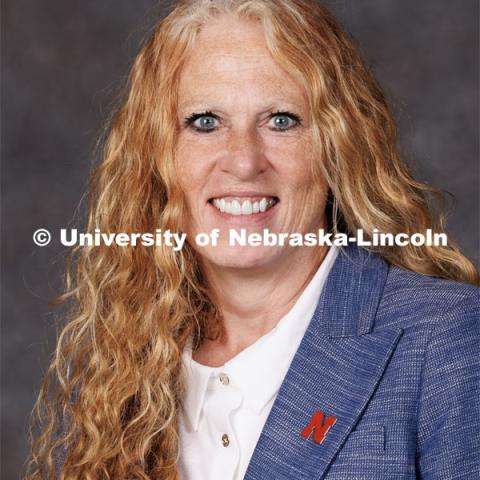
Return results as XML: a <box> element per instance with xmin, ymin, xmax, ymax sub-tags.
<box><xmin>218</xmin><ymin>124</ymin><xmax>268</xmax><ymax>180</ymax></box>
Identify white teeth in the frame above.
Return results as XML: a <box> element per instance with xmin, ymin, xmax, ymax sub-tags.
<box><xmin>231</xmin><ymin>200</ymin><xmax>241</xmax><ymax>215</ymax></box>
<box><xmin>210</xmin><ymin>196</ymin><xmax>276</xmax><ymax>216</ymax></box>
<box><xmin>259</xmin><ymin>198</ymin><xmax>267</xmax><ymax>212</ymax></box>
<box><xmin>241</xmin><ymin>200</ymin><xmax>253</xmax><ymax>215</ymax></box>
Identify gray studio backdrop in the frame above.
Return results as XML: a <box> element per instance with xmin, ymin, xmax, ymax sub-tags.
<box><xmin>2</xmin><ymin>0</ymin><xmax>479</xmax><ymax>478</ymax></box>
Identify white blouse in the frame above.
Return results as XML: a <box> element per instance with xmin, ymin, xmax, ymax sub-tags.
<box><xmin>178</xmin><ymin>246</ymin><xmax>338</xmax><ymax>480</ymax></box>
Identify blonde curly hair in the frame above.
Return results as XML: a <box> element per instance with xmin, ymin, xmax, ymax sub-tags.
<box><xmin>25</xmin><ymin>1</ymin><xmax>478</xmax><ymax>478</ymax></box>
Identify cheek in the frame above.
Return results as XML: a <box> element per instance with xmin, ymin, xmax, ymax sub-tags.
<box><xmin>269</xmin><ymin>139</ymin><xmax>321</xmax><ymax>191</ymax></box>
<box><xmin>269</xmin><ymin>140</ymin><xmax>327</xmax><ymax>228</ymax></box>
<box><xmin>175</xmin><ymin>139</ymin><xmax>208</xmax><ymax>199</ymax></box>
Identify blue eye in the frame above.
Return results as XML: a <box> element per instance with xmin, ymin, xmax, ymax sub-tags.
<box><xmin>269</xmin><ymin>112</ymin><xmax>301</xmax><ymax>131</ymax></box>
<box><xmin>194</xmin><ymin>115</ymin><xmax>217</xmax><ymax>130</ymax></box>
<box><xmin>184</xmin><ymin>112</ymin><xmax>219</xmax><ymax>132</ymax></box>
<box><xmin>183</xmin><ymin>110</ymin><xmax>302</xmax><ymax>132</ymax></box>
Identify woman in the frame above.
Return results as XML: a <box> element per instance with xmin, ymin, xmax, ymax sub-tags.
<box><xmin>26</xmin><ymin>0</ymin><xmax>479</xmax><ymax>479</ymax></box>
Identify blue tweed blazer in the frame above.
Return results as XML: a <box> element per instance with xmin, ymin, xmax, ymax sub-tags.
<box><xmin>54</xmin><ymin>245</ymin><xmax>479</xmax><ymax>479</ymax></box>
<box><xmin>243</xmin><ymin>245</ymin><xmax>479</xmax><ymax>480</ymax></box>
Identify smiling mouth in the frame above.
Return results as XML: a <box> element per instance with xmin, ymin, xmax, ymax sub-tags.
<box><xmin>208</xmin><ymin>196</ymin><xmax>279</xmax><ymax>216</ymax></box>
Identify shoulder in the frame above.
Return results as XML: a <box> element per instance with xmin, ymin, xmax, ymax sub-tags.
<box><xmin>375</xmin><ymin>263</ymin><xmax>479</xmax><ymax>333</ymax></box>
<box><xmin>384</xmin><ymin>263</ymin><xmax>478</xmax><ymax>305</ymax></box>
<box><xmin>394</xmin><ymin>269</ymin><xmax>480</xmax><ymax>475</ymax></box>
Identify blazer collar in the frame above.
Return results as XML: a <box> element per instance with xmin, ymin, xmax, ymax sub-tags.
<box><xmin>244</xmin><ymin>245</ymin><xmax>403</xmax><ymax>480</ymax></box>
<box><xmin>321</xmin><ymin>245</ymin><xmax>389</xmax><ymax>337</ymax></box>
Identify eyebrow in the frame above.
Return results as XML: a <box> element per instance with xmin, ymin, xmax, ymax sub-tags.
<box><xmin>178</xmin><ymin>99</ymin><xmax>305</xmax><ymax>112</ymax></box>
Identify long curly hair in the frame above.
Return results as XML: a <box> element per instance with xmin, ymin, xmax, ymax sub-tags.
<box><xmin>25</xmin><ymin>1</ymin><xmax>479</xmax><ymax>478</ymax></box>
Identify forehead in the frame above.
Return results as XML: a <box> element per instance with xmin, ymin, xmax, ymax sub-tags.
<box><xmin>177</xmin><ymin>15</ymin><xmax>306</xmax><ymax>109</ymax></box>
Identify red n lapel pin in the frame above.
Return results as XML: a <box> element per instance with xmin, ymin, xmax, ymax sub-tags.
<box><xmin>301</xmin><ymin>411</ymin><xmax>337</xmax><ymax>444</ymax></box>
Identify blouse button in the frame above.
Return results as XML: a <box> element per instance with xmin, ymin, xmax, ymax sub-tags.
<box><xmin>222</xmin><ymin>433</ymin><xmax>230</xmax><ymax>447</ymax></box>
<box><xmin>219</xmin><ymin>372</ymin><xmax>230</xmax><ymax>385</ymax></box>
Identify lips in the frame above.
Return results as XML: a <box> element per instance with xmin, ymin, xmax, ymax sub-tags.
<box><xmin>208</xmin><ymin>196</ymin><xmax>278</xmax><ymax>216</ymax></box>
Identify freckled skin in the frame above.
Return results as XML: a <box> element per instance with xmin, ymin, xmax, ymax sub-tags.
<box><xmin>176</xmin><ymin>15</ymin><xmax>328</xmax><ymax>272</ymax></box>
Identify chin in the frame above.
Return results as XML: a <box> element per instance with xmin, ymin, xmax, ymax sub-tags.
<box><xmin>201</xmin><ymin>246</ymin><xmax>282</xmax><ymax>271</ymax></box>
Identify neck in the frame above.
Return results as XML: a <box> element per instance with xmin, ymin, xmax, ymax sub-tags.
<box><xmin>194</xmin><ymin>245</ymin><xmax>329</xmax><ymax>366</ymax></box>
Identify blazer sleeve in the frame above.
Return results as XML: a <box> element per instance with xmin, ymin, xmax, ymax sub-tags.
<box><xmin>416</xmin><ymin>295</ymin><xmax>480</xmax><ymax>479</ymax></box>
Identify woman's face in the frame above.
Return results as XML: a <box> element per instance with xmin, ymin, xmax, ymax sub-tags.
<box><xmin>176</xmin><ymin>15</ymin><xmax>328</xmax><ymax>271</ymax></box>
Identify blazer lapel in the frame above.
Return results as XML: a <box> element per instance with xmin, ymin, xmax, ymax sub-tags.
<box><xmin>244</xmin><ymin>246</ymin><xmax>403</xmax><ymax>480</ymax></box>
